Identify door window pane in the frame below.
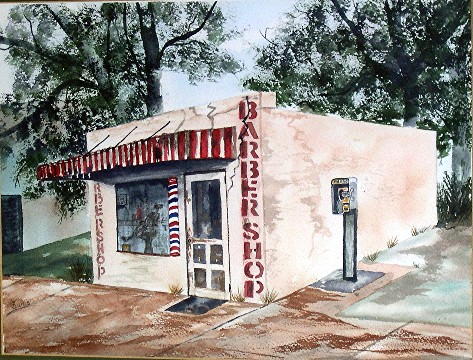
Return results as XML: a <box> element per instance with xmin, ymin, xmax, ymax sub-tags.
<box><xmin>194</xmin><ymin>268</ymin><xmax>207</xmax><ymax>288</ymax></box>
<box><xmin>191</xmin><ymin>179</ymin><xmax>222</xmax><ymax>239</ymax></box>
<box><xmin>193</xmin><ymin>244</ymin><xmax>206</xmax><ymax>264</ymax></box>
<box><xmin>210</xmin><ymin>244</ymin><xmax>223</xmax><ymax>265</ymax></box>
<box><xmin>116</xmin><ymin>179</ymin><xmax>170</xmax><ymax>255</ymax></box>
<box><xmin>211</xmin><ymin>270</ymin><xmax>225</xmax><ymax>291</ymax></box>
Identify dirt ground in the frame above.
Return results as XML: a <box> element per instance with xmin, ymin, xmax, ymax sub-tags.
<box><xmin>2</xmin><ymin>256</ymin><xmax>471</xmax><ymax>359</ymax></box>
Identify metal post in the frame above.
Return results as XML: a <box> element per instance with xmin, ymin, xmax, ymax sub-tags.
<box><xmin>343</xmin><ymin>209</ymin><xmax>357</xmax><ymax>281</ymax></box>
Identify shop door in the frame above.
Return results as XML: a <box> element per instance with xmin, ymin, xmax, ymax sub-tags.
<box><xmin>185</xmin><ymin>172</ymin><xmax>229</xmax><ymax>300</ymax></box>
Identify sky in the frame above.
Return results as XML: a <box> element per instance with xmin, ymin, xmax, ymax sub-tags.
<box><xmin>0</xmin><ymin>1</ymin><xmax>297</xmax><ymax>111</ymax></box>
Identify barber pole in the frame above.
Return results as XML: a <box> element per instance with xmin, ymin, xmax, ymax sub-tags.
<box><xmin>168</xmin><ymin>177</ymin><xmax>180</xmax><ymax>257</ymax></box>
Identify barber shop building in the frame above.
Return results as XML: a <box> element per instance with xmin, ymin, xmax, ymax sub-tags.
<box><xmin>37</xmin><ymin>92</ymin><xmax>437</xmax><ymax>303</ymax></box>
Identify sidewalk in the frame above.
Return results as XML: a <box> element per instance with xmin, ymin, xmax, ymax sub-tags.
<box><xmin>2</xmin><ymin>260</ymin><xmax>471</xmax><ymax>359</ymax></box>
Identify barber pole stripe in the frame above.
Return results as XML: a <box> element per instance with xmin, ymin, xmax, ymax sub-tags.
<box><xmin>167</xmin><ymin>177</ymin><xmax>180</xmax><ymax>257</ymax></box>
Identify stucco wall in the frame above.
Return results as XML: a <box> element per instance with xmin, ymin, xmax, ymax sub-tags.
<box><xmin>86</xmin><ymin>92</ymin><xmax>276</xmax><ymax>302</ymax></box>
<box><xmin>261</xmin><ymin>109</ymin><xmax>437</xmax><ymax>298</ymax></box>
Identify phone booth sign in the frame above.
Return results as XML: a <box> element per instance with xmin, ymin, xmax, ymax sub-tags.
<box><xmin>331</xmin><ymin>178</ymin><xmax>357</xmax><ymax>214</ymax></box>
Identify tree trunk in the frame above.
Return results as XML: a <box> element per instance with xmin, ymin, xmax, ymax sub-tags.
<box><xmin>145</xmin><ymin>70</ymin><xmax>163</xmax><ymax>116</ymax></box>
<box><xmin>402</xmin><ymin>83</ymin><xmax>420</xmax><ymax>128</ymax></box>
<box><xmin>136</xmin><ymin>3</ymin><xmax>163</xmax><ymax>116</ymax></box>
<box><xmin>452</xmin><ymin>123</ymin><xmax>472</xmax><ymax>183</ymax></box>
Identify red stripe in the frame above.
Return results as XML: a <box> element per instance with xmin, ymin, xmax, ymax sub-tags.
<box><xmin>168</xmin><ymin>177</ymin><xmax>177</xmax><ymax>185</ymax></box>
<box><xmin>134</xmin><ymin>142</ymin><xmax>140</xmax><ymax>165</ymax></box>
<box><xmin>163</xmin><ymin>135</ymin><xmax>169</xmax><ymax>161</ymax></box>
<box><xmin>118</xmin><ymin>145</ymin><xmax>123</xmax><ymax>167</ymax></box>
<box><xmin>100</xmin><ymin>150</ymin><xmax>105</xmax><ymax>170</ymax></box>
<box><xmin>170</xmin><ymin>233</ymin><xmax>180</xmax><ymax>239</ymax></box>
<box><xmin>170</xmin><ymin>134</ymin><xmax>176</xmax><ymax>160</ymax></box>
<box><xmin>124</xmin><ymin>144</ymin><xmax>130</xmax><ymax>167</ymax></box>
<box><xmin>127</xmin><ymin>144</ymin><xmax>132</xmax><ymax>166</ymax></box>
<box><xmin>93</xmin><ymin>153</ymin><xmax>98</xmax><ymax>171</ymax></box>
<box><xmin>170</xmin><ymin>246</ymin><xmax>180</xmax><ymax>251</ymax></box>
<box><xmin>224</xmin><ymin>127</ymin><xmax>233</xmax><ymax>158</ymax></box>
<box><xmin>188</xmin><ymin>130</ymin><xmax>197</xmax><ymax>159</ymax></box>
<box><xmin>156</xmin><ymin>137</ymin><xmax>162</xmax><ymax>163</ymax></box>
<box><xmin>178</xmin><ymin>131</ymin><xmax>186</xmax><ymax>160</ymax></box>
<box><xmin>141</xmin><ymin>141</ymin><xmax>147</xmax><ymax>164</ymax></box>
<box><xmin>169</xmin><ymin>221</ymin><xmax>179</xmax><ymax>227</ymax></box>
<box><xmin>200</xmin><ymin>130</ymin><xmax>208</xmax><ymax>158</ymax></box>
<box><xmin>168</xmin><ymin>189</ymin><xmax>178</xmax><ymax>196</ymax></box>
<box><xmin>111</xmin><ymin>148</ymin><xmax>116</xmax><ymax>168</ymax></box>
<box><xmin>211</xmin><ymin>128</ymin><xmax>221</xmax><ymax>158</ymax></box>
<box><xmin>148</xmin><ymin>138</ymin><xmax>154</xmax><ymax>163</ymax></box>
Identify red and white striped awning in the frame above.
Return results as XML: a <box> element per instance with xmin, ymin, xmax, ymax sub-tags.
<box><xmin>37</xmin><ymin>127</ymin><xmax>237</xmax><ymax>181</ymax></box>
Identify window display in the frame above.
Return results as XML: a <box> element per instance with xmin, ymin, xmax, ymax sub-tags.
<box><xmin>116</xmin><ymin>179</ymin><xmax>170</xmax><ymax>255</ymax></box>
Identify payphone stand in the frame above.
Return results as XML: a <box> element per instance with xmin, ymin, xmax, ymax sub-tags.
<box><xmin>331</xmin><ymin>178</ymin><xmax>358</xmax><ymax>282</ymax></box>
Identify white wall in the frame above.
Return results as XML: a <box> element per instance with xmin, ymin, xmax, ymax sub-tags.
<box><xmin>22</xmin><ymin>196</ymin><xmax>89</xmax><ymax>250</ymax></box>
<box><xmin>2</xmin><ymin>152</ymin><xmax>89</xmax><ymax>251</ymax></box>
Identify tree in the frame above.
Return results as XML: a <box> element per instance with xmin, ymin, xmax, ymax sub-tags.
<box><xmin>0</xmin><ymin>2</ymin><xmax>240</xmax><ymax>216</ymax></box>
<box><xmin>245</xmin><ymin>0</ymin><xmax>471</xmax><ymax>181</ymax></box>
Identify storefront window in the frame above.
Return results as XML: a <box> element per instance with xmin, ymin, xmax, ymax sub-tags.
<box><xmin>116</xmin><ymin>179</ymin><xmax>170</xmax><ymax>255</ymax></box>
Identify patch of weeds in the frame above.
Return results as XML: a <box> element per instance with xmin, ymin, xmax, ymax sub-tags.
<box><xmin>168</xmin><ymin>283</ymin><xmax>183</xmax><ymax>296</ymax></box>
<box><xmin>386</xmin><ymin>236</ymin><xmax>399</xmax><ymax>249</ymax></box>
<box><xmin>411</xmin><ymin>226</ymin><xmax>430</xmax><ymax>236</ymax></box>
<box><xmin>413</xmin><ymin>262</ymin><xmax>420</xmax><ymax>268</ymax></box>
<box><xmin>437</xmin><ymin>173</ymin><xmax>472</xmax><ymax>226</ymax></box>
<box><xmin>364</xmin><ymin>250</ymin><xmax>380</xmax><ymax>262</ymax></box>
<box><xmin>231</xmin><ymin>288</ymin><xmax>246</xmax><ymax>302</ymax></box>
<box><xmin>67</xmin><ymin>257</ymin><xmax>93</xmax><ymax>283</ymax></box>
<box><xmin>260</xmin><ymin>289</ymin><xmax>278</xmax><ymax>306</ymax></box>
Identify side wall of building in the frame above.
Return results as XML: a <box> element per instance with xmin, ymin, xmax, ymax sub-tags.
<box><xmin>261</xmin><ymin>109</ymin><xmax>437</xmax><ymax>299</ymax></box>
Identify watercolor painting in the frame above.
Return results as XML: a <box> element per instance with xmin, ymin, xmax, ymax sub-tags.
<box><xmin>0</xmin><ymin>1</ymin><xmax>471</xmax><ymax>359</ymax></box>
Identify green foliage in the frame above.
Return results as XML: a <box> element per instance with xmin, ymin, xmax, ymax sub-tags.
<box><xmin>245</xmin><ymin>0</ymin><xmax>471</xmax><ymax>162</ymax></box>
<box><xmin>0</xmin><ymin>2</ymin><xmax>239</xmax><ymax>218</ymax></box>
<box><xmin>2</xmin><ymin>232</ymin><xmax>92</xmax><ymax>280</ymax></box>
<box><xmin>437</xmin><ymin>173</ymin><xmax>472</xmax><ymax>225</ymax></box>
<box><xmin>67</xmin><ymin>257</ymin><xmax>93</xmax><ymax>283</ymax></box>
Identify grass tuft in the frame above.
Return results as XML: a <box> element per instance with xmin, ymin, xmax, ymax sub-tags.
<box><xmin>260</xmin><ymin>289</ymin><xmax>278</xmax><ymax>306</ymax></box>
<box><xmin>387</xmin><ymin>236</ymin><xmax>399</xmax><ymax>249</ymax></box>
<box><xmin>67</xmin><ymin>257</ymin><xmax>93</xmax><ymax>283</ymax></box>
<box><xmin>411</xmin><ymin>226</ymin><xmax>429</xmax><ymax>236</ymax></box>
<box><xmin>230</xmin><ymin>288</ymin><xmax>246</xmax><ymax>302</ymax></box>
<box><xmin>168</xmin><ymin>283</ymin><xmax>183</xmax><ymax>296</ymax></box>
<box><xmin>364</xmin><ymin>250</ymin><xmax>380</xmax><ymax>262</ymax></box>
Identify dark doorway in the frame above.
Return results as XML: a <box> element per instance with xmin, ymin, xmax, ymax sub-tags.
<box><xmin>2</xmin><ymin>195</ymin><xmax>23</xmax><ymax>253</ymax></box>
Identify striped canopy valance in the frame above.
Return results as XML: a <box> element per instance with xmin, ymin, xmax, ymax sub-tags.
<box><xmin>37</xmin><ymin>127</ymin><xmax>237</xmax><ymax>181</ymax></box>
